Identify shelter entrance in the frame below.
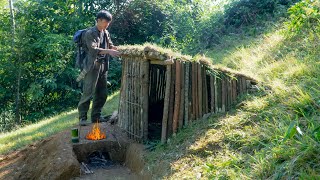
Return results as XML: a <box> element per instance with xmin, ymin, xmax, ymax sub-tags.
<box><xmin>148</xmin><ymin>64</ymin><xmax>166</xmax><ymax>141</ymax></box>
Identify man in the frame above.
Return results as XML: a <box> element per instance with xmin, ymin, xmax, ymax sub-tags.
<box><xmin>78</xmin><ymin>10</ymin><xmax>120</xmax><ymax>126</ymax></box>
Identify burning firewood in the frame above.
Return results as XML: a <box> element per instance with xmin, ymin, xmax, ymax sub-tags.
<box><xmin>86</xmin><ymin>122</ymin><xmax>106</xmax><ymax>140</ymax></box>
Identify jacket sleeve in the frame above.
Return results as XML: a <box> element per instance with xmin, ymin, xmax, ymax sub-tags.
<box><xmin>82</xmin><ymin>29</ymin><xmax>99</xmax><ymax>72</ymax></box>
<box><xmin>84</xmin><ymin>30</ymin><xmax>100</xmax><ymax>55</ymax></box>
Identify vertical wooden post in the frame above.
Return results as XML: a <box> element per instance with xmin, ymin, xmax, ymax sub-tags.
<box><xmin>118</xmin><ymin>58</ymin><xmax>124</xmax><ymax>128</ymax></box>
<box><xmin>179</xmin><ymin>62</ymin><xmax>185</xmax><ymax>130</ymax></box>
<box><xmin>232</xmin><ymin>79</ymin><xmax>237</xmax><ymax>102</ymax></box>
<box><xmin>167</xmin><ymin>62</ymin><xmax>175</xmax><ymax>137</ymax></box>
<box><xmin>191</xmin><ymin>63</ymin><xmax>196</xmax><ymax>120</ymax></box>
<box><xmin>141</xmin><ymin>59</ymin><xmax>149</xmax><ymax>141</ymax></box>
<box><xmin>214</xmin><ymin>75</ymin><xmax>218</xmax><ymax>113</ymax></box>
<box><xmin>217</xmin><ymin>76</ymin><xmax>222</xmax><ymax>112</ymax></box>
<box><xmin>161</xmin><ymin>65</ymin><xmax>171</xmax><ymax>143</ymax></box>
<box><xmin>125</xmin><ymin>59</ymin><xmax>129</xmax><ymax>134</ymax></box>
<box><xmin>227</xmin><ymin>77</ymin><xmax>232</xmax><ymax>111</ymax></box>
<box><xmin>173</xmin><ymin>61</ymin><xmax>181</xmax><ymax>134</ymax></box>
<box><xmin>203</xmin><ymin>67</ymin><xmax>208</xmax><ymax>114</ymax></box>
<box><xmin>197</xmin><ymin>63</ymin><xmax>202</xmax><ymax>119</ymax></box>
<box><xmin>221</xmin><ymin>76</ymin><xmax>226</xmax><ymax>113</ymax></box>
<box><xmin>132</xmin><ymin>60</ymin><xmax>136</xmax><ymax>141</ymax></box>
<box><xmin>210</xmin><ymin>75</ymin><xmax>215</xmax><ymax>113</ymax></box>
<box><xmin>184</xmin><ymin>62</ymin><xmax>190</xmax><ymax>125</ymax></box>
<box><xmin>128</xmin><ymin>59</ymin><xmax>132</xmax><ymax>139</ymax></box>
<box><xmin>242</xmin><ymin>77</ymin><xmax>247</xmax><ymax>94</ymax></box>
<box><xmin>238</xmin><ymin>76</ymin><xmax>242</xmax><ymax>96</ymax></box>
<box><xmin>136</xmin><ymin>59</ymin><xmax>141</xmax><ymax>141</ymax></box>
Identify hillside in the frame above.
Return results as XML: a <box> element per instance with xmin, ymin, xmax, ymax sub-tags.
<box><xmin>0</xmin><ymin>0</ymin><xmax>319</xmax><ymax>179</ymax></box>
<box><xmin>144</xmin><ymin>1</ymin><xmax>320</xmax><ymax>179</ymax></box>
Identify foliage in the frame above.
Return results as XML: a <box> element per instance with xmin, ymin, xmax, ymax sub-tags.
<box><xmin>286</xmin><ymin>0</ymin><xmax>320</xmax><ymax>37</ymax></box>
<box><xmin>110</xmin><ymin>0</ymin><xmax>168</xmax><ymax>45</ymax></box>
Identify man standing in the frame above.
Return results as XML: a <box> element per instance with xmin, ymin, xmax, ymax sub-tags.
<box><xmin>78</xmin><ymin>10</ymin><xmax>120</xmax><ymax>126</ymax></box>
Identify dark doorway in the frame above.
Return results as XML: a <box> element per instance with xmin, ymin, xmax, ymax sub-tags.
<box><xmin>148</xmin><ymin>64</ymin><xmax>166</xmax><ymax>141</ymax></box>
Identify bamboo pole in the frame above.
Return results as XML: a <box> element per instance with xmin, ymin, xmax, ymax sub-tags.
<box><xmin>161</xmin><ymin>65</ymin><xmax>171</xmax><ymax>143</ymax></box>
<box><xmin>184</xmin><ymin>62</ymin><xmax>190</xmax><ymax>125</ymax></box>
<box><xmin>179</xmin><ymin>62</ymin><xmax>185</xmax><ymax>130</ymax></box>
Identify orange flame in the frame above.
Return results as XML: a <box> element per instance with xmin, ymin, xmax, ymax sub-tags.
<box><xmin>86</xmin><ymin>122</ymin><xmax>106</xmax><ymax>140</ymax></box>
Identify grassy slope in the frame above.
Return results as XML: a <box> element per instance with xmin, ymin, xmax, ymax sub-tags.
<box><xmin>0</xmin><ymin>91</ymin><xmax>119</xmax><ymax>155</ymax></box>
<box><xmin>145</xmin><ymin>14</ymin><xmax>320</xmax><ymax>180</ymax></box>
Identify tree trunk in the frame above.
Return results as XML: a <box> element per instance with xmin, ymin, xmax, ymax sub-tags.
<box><xmin>9</xmin><ymin>0</ymin><xmax>21</xmax><ymax>124</ymax></box>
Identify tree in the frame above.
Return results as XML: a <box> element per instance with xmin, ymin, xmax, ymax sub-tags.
<box><xmin>8</xmin><ymin>0</ymin><xmax>22</xmax><ymax>124</ymax></box>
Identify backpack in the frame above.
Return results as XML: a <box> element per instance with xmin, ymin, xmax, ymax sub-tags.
<box><xmin>73</xmin><ymin>29</ymin><xmax>88</xmax><ymax>70</ymax></box>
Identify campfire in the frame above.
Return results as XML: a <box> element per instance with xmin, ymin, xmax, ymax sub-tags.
<box><xmin>86</xmin><ymin>122</ymin><xmax>106</xmax><ymax>140</ymax></box>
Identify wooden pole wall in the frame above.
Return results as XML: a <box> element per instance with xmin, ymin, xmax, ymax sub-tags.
<box><xmin>119</xmin><ymin>56</ymin><xmax>254</xmax><ymax>142</ymax></box>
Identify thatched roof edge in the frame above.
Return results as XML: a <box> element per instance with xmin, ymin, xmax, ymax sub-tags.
<box><xmin>118</xmin><ymin>44</ymin><xmax>258</xmax><ymax>82</ymax></box>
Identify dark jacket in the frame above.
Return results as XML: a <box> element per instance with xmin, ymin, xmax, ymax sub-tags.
<box><xmin>83</xmin><ymin>26</ymin><xmax>114</xmax><ymax>73</ymax></box>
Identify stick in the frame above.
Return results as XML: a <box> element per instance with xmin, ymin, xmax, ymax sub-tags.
<box><xmin>161</xmin><ymin>65</ymin><xmax>171</xmax><ymax>143</ymax></box>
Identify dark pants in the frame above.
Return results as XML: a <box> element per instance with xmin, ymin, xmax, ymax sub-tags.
<box><xmin>78</xmin><ymin>61</ymin><xmax>108</xmax><ymax>122</ymax></box>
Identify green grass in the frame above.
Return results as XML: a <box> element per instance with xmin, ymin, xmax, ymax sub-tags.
<box><xmin>0</xmin><ymin>91</ymin><xmax>119</xmax><ymax>155</ymax></box>
<box><xmin>144</xmin><ymin>10</ymin><xmax>320</xmax><ymax>179</ymax></box>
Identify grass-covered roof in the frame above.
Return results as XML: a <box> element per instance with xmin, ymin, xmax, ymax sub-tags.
<box><xmin>118</xmin><ymin>43</ymin><xmax>257</xmax><ymax>82</ymax></box>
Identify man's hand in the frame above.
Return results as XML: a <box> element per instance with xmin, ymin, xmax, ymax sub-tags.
<box><xmin>99</xmin><ymin>49</ymin><xmax>120</xmax><ymax>57</ymax></box>
<box><xmin>107</xmin><ymin>49</ymin><xmax>121</xmax><ymax>57</ymax></box>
